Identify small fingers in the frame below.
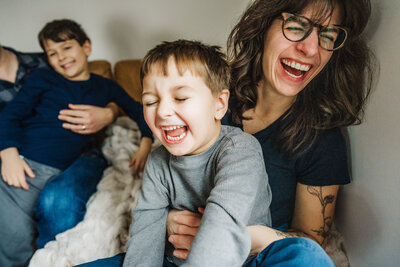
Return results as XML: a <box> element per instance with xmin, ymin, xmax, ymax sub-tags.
<box><xmin>23</xmin><ymin>161</ymin><xmax>35</xmax><ymax>178</ymax></box>
<box><xmin>62</xmin><ymin>123</ymin><xmax>91</xmax><ymax>135</ymax></box>
<box><xmin>176</xmin><ymin>224</ymin><xmax>199</xmax><ymax>236</ymax></box>
<box><xmin>68</xmin><ymin>104</ymin><xmax>92</xmax><ymax>110</ymax></box>
<box><xmin>18</xmin><ymin>175</ymin><xmax>29</xmax><ymax>190</ymax></box>
<box><xmin>168</xmin><ymin>234</ymin><xmax>194</xmax><ymax>250</ymax></box>
<box><xmin>173</xmin><ymin>249</ymin><xmax>189</xmax><ymax>260</ymax></box>
<box><xmin>174</xmin><ymin>213</ymin><xmax>202</xmax><ymax>227</ymax></box>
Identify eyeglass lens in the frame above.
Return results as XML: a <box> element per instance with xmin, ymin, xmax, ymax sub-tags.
<box><xmin>282</xmin><ymin>13</ymin><xmax>347</xmax><ymax>51</ymax></box>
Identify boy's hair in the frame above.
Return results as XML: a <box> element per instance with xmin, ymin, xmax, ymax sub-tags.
<box><xmin>38</xmin><ymin>19</ymin><xmax>90</xmax><ymax>51</ymax></box>
<box><xmin>140</xmin><ymin>39</ymin><xmax>230</xmax><ymax>95</ymax></box>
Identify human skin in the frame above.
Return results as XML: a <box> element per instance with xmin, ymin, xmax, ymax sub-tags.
<box><xmin>167</xmin><ymin>3</ymin><xmax>343</xmax><ymax>259</ymax></box>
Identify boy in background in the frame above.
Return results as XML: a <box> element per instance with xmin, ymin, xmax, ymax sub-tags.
<box><xmin>79</xmin><ymin>39</ymin><xmax>272</xmax><ymax>266</ymax></box>
<box><xmin>0</xmin><ymin>19</ymin><xmax>152</xmax><ymax>266</ymax></box>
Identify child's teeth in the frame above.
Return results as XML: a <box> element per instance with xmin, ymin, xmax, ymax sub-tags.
<box><xmin>166</xmin><ymin>132</ymin><xmax>186</xmax><ymax>141</ymax></box>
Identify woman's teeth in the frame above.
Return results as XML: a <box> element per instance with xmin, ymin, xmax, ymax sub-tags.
<box><xmin>281</xmin><ymin>59</ymin><xmax>310</xmax><ymax>71</ymax></box>
<box><xmin>281</xmin><ymin>59</ymin><xmax>311</xmax><ymax>79</ymax></box>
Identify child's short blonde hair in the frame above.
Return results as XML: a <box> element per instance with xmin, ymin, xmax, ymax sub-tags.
<box><xmin>140</xmin><ymin>39</ymin><xmax>230</xmax><ymax>95</ymax></box>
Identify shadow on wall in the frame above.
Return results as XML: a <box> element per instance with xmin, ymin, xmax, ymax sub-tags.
<box><xmin>364</xmin><ymin>0</ymin><xmax>381</xmax><ymax>40</ymax></box>
<box><xmin>336</xmin><ymin>184</ymin><xmax>381</xmax><ymax>262</ymax></box>
<box><xmin>105</xmin><ymin>17</ymin><xmax>181</xmax><ymax>62</ymax></box>
<box><xmin>105</xmin><ymin>18</ymin><xmax>140</xmax><ymax>61</ymax></box>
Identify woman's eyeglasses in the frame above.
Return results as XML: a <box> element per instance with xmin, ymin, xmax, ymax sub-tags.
<box><xmin>281</xmin><ymin>12</ymin><xmax>347</xmax><ymax>51</ymax></box>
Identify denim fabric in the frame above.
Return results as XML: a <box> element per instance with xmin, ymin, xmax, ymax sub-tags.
<box><xmin>75</xmin><ymin>237</ymin><xmax>334</xmax><ymax>267</ymax></box>
<box><xmin>34</xmin><ymin>154</ymin><xmax>107</xmax><ymax>248</ymax></box>
<box><xmin>76</xmin><ymin>253</ymin><xmax>175</xmax><ymax>267</ymax></box>
<box><xmin>0</xmin><ymin>158</ymin><xmax>61</xmax><ymax>267</ymax></box>
<box><xmin>243</xmin><ymin>237</ymin><xmax>334</xmax><ymax>267</ymax></box>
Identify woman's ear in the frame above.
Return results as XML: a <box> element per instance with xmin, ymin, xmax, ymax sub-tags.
<box><xmin>214</xmin><ymin>89</ymin><xmax>230</xmax><ymax>120</ymax></box>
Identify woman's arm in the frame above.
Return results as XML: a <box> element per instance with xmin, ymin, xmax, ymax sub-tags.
<box><xmin>290</xmin><ymin>183</ymin><xmax>339</xmax><ymax>248</ymax></box>
<box><xmin>167</xmin><ymin>183</ymin><xmax>339</xmax><ymax>258</ymax></box>
<box><xmin>249</xmin><ymin>183</ymin><xmax>339</xmax><ymax>253</ymax></box>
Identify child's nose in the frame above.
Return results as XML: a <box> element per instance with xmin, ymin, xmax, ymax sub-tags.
<box><xmin>57</xmin><ymin>52</ymin><xmax>66</xmax><ymax>61</ymax></box>
<box><xmin>157</xmin><ymin>100</ymin><xmax>173</xmax><ymax>118</ymax></box>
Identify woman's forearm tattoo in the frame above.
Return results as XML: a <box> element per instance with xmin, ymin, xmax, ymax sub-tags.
<box><xmin>307</xmin><ymin>186</ymin><xmax>335</xmax><ymax>246</ymax></box>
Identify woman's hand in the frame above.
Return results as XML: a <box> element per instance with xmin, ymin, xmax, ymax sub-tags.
<box><xmin>0</xmin><ymin>147</ymin><xmax>35</xmax><ymax>190</ymax></box>
<box><xmin>166</xmin><ymin>208</ymin><xmax>204</xmax><ymax>259</ymax></box>
<box><xmin>58</xmin><ymin>103</ymin><xmax>119</xmax><ymax>134</ymax></box>
<box><xmin>129</xmin><ymin>137</ymin><xmax>152</xmax><ymax>176</ymax></box>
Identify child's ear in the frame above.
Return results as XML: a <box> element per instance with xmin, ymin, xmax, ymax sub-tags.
<box><xmin>214</xmin><ymin>89</ymin><xmax>229</xmax><ymax>120</ymax></box>
<box><xmin>83</xmin><ymin>40</ymin><xmax>92</xmax><ymax>57</ymax></box>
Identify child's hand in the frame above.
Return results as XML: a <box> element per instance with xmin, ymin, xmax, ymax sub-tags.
<box><xmin>167</xmin><ymin>208</ymin><xmax>204</xmax><ymax>259</ymax></box>
<box><xmin>129</xmin><ymin>137</ymin><xmax>152</xmax><ymax>176</ymax></box>
<box><xmin>59</xmin><ymin>103</ymin><xmax>119</xmax><ymax>135</ymax></box>
<box><xmin>0</xmin><ymin>147</ymin><xmax>35</xmax><ymax>190</ymax></box>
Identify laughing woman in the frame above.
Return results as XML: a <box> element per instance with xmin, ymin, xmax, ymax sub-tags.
<box><xmin>167</xmin><ymin>0</ymin><xmax>374</xmax><ymax>265</ymax></box>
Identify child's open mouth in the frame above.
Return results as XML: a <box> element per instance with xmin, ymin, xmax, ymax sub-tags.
<box><xmin>281</xmin><ymin>59</ymin><xmax>311</xmax><ymax>79</ymax></box>
<box><xmin>161</xmin><ymin>125</ymin><xmax>187</xmax><ymax>144</ymax></box>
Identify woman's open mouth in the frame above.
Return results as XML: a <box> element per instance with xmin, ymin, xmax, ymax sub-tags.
<box><xmin>281</xmin><ymin>59</ymin><xmax>311</xmax><ymax>79</ymax></box>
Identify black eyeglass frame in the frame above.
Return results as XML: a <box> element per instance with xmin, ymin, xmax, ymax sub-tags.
<box><xmin>280</xmin><ymin>12</ymin><xmax>348</xmax><ymax>51</ymax></box>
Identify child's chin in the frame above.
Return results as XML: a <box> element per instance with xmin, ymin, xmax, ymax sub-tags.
<box><xmin>164</xmin><ymin>146</ymin><xmax>189</xmax><ymax>157</ymax></box>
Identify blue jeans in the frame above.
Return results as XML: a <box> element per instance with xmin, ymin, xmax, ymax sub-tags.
<box><xmin>76</xmin><ymin>237</ymin><xmax>334</xmax><ymax>267</ymax></box>
<box><xmin>34</xmin><ymin>154</ymin><xmax>107</xmax><ymax>248</ymax></box>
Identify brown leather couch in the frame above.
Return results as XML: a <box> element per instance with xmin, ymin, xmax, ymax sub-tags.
<box><xmin>88</xmin><ymin>59</ymin><xmax>142</xmax><ymax>102</ymax></box>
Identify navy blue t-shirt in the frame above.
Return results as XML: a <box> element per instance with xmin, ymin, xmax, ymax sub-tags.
<box><xmin>0</xmin><ymin>68</ymin><xmax>152</xmax><ymax>170</ymax></box>
<box><xmin>223</xmin><ymin>113</ymin><xmax>350</xmax><ymax>229</ymax></box>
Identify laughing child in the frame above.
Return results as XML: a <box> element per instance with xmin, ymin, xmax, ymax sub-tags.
<box><xmin>122</xmin><ymin>40</ymin><xmax>272</xmax><ymax>266</ymax></box>
<box><xmin>0</xmin><ymin>19</ymin><xmax>152</xmax><ymax>266</ymax></box>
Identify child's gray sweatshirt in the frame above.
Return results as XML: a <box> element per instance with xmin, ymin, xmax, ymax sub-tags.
<box><xmin>123</xmin><ymin>125</ymin><xmax>272</xmax><ymax>267</ymax></box>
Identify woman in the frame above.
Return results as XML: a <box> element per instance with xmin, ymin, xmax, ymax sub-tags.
<box><xmin>167</xmin><ymin>0</ymin><xmax>374</xmax><ymax>264</ymax></box>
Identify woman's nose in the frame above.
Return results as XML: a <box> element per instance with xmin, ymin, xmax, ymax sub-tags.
<box><xmin>295</xmin><ymin>29</ymin><xmax>320</xmax><ymax>57</ymax></box>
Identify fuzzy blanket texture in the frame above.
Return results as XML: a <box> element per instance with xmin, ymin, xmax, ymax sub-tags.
<box><xmin>29</xmin><ymin>117</ymin><xmax>350</xmax><ymax>267</ymax></box>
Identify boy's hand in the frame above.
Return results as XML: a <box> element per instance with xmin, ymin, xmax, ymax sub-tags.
<box><xmin>129</xmin><ymin>137</ymin><xmax>152</xmax><ymax>176</ymax></box>
<box><xmin>59</xmin><ymin>103</ymin><xmax>119</xmax><ymax>134</ymax></box>
<box><xmin>0</xmin><ymin>147</ymin><xmax>35</xmax><ymax>190</ymax></box>
<box><xmin>166</xmin><ymin>208</ymin><xmax>204</xmax><ymax>259</ymax></box>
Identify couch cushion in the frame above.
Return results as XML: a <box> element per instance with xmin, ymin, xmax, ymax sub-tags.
<box><xmin>88</xmin><ymin>60</ymin><xmax>113</xmax><ymax>79</ymax></box>
<box><xmin>114</xmin><ymin>59</ymin><xmax>142</xmax><ymax>103</ymax></box>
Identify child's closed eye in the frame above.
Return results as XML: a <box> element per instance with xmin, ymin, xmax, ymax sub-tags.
<box><xmin>144</xmin><ymin>101</ymin><xmax>158</xmax><ymax>107</ymax></box>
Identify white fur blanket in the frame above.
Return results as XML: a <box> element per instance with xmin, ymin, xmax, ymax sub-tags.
<box><xmin>29</xmin><ymin>117</ymin><xmax>349</xmax><ymax>266</ymax></box>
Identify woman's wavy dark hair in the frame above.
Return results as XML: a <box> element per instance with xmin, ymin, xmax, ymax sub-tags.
<box><xmin>228</xmin><ymin>0</ymin><xmax>375</xmax><ymax>157</ymax></box>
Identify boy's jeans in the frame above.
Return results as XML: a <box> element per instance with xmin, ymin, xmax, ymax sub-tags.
<box><xmin>77</xmin><ymin>237</ymin><xmax>334</xmax><ymax>267</ymax></box>
<box><xmin>34</xmin><ymin>154</ymin><xmax>107</xmax><ymax>248</ymax></box>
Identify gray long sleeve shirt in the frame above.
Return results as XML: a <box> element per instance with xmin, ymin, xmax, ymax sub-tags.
<box><xmin>123</xmin><ymin>126</ymin><xmax>272</xmax><ymax>267</ymax></box>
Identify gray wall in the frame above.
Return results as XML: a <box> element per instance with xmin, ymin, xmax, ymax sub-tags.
<box><xmin>1</xmin><ymin>0</ymin><xmax>399</xmax><ymax>265</ymax></box>
<box><xmin>336</xmin><ymin>0</ymin><xmax>400</xmax><ymax>266</ymax></box>
<box><xmin>0</xmin><ymin>0</ymin><xmax>249</xmax><ymax>64</ymax></box>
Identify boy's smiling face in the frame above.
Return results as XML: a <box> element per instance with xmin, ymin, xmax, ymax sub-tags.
<box><xmin>142</xmin><ymin>58</ymin><xmax>228</xmax><ymax>156</ymax></box>
<box><xmin>43</xmin><ymin>39</ymin><xmax>91</xmax><ymax>81</ymax></box>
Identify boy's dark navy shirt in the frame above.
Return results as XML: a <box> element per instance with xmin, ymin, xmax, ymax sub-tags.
<box><xmin>0</xmin><ymin>68</ymin><xmax>152</xmax><ymax>170</ymax></box>
<box><xmin>223</xmin><ymin>112</ymin><xmax>350</xmax><ymax>229</ymax></box>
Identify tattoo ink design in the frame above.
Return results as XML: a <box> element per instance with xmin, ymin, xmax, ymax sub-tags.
<box><xmin>275</xmin><ymin>230</ymin><xmax>293</xmax><ymax>239</ymax></box>
<box><xmin>307</xmin><ymin>186</ymin><xmax>335</xmax><ymax>246</ymax></box>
